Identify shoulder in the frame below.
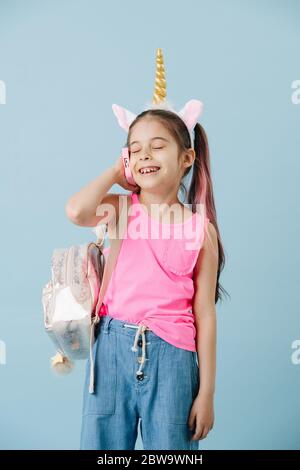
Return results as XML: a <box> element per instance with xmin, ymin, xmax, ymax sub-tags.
<box><xmin>104</xmin><ymin>193</ymin><xmax>131</xmax><ymax>225</ymax></box>
<box><xmin>194</xmin><ymin>221</ymin><xmax>218</xmax><ymax>269</ymax></box>
<box><xmin>193</xmin><ymin>221</ymin><xmax>219</xmax><ymax>291</ymax></box>
<box><xmin>112</xmin><ymin>194</ymin><xmax>132</xmax><ymax>224</ymax></box>
<box><xmin>207</xmin><ymin>221</ymin><xmax>217</xmax><ymax>238</ymax></box>
<box><xmin>204</xmin><ymin>221</ymin><xmax>218</xmax><ymax>252</ymax></box>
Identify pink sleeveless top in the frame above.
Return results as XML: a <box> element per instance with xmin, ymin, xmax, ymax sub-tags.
<box><xmin>98</xmin><ymin>192</ymin><xmax>209</xmax><ymax>351</ymax></box>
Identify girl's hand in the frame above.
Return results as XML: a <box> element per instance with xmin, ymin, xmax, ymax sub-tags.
<box><xmin>112</xmin><ymin>155</ymin><xmax>140</xmax><ymax>193</ymax></box>
<box><xmin>188</xmin><ymin>392</ymin><xmax>215</xmax><ymax>441</ymax></box>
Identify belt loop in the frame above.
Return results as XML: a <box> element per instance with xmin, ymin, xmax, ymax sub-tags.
<box><xmin>103</xmin><ymin>315</ymin><xmax>113</xmax><ymax>334</ymax></box>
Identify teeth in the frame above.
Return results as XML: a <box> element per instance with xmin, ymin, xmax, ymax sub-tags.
<box><xmin>139</xmin><ymin>167</ymin><xmax>160</xmax><ymax>174</ymax></box>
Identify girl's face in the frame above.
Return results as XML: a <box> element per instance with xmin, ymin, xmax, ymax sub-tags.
<box><xmin>128</xmin><ymin>118</ymin><xmax>193</xmax><ymax>191</ymax></box>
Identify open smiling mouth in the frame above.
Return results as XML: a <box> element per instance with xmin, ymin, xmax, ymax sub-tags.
<box><xmin>138</xmin><ymin>166</ymin><xmax>161</xmax><ymax>175</ymax></box>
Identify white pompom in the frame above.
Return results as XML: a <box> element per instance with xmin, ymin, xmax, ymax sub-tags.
<box><xmin>50</xmin><ymin>351</ymin><xmax>74</xmax><ymax>375</ymax></box>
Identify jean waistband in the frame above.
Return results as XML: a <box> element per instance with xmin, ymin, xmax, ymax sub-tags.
<box><xmin>97</xmin><ymin>314</ymin><xmax>163</xmax><ymax>343</ymax></box>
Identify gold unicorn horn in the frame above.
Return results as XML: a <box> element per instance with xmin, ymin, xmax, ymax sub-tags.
<box><xmin>152</xmin><ymin>48</ymin><xmax>167</xmax><ymax>105</ymax></box>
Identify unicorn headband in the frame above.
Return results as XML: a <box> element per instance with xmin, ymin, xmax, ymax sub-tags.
<box><xmin>111</xmin><ymin>48</ymin><xmax>204</xmax><ymax>151</ymax></box>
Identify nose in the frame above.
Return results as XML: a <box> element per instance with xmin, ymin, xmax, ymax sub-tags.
<box><xmin>140</xmin><ymin>154</ymin><xmax>151</xmax><ymax>161</ymax></box>
<box><xmin>139</xmin><ymin>147</ymin><xmax>153</xmax><ymax>160</ymax></box>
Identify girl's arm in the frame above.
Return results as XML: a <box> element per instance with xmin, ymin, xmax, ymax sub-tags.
<box><xmin>65</xmin><ymin>159</ymin><xmax>139</xmax><ymax>227</ymax></box>
<box><xmin>193</xmin><ymin>222</ymin><xmax>219</xmax><ymax>398</ymax></box>
<box><xmin>189</xmin><ymin>222</ymin><xmax>219</xmax><ymax>440</ymax></box>
<box><xmin>65</xmin><ymin>167</ymin><xmax>119</xmax><ymax>226</ymax></box>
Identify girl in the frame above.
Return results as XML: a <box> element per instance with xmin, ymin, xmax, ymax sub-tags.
<box><xmin>65</xmin><ymin>51</ymin><xmax>227</xmax><ymax>451</ymax></box>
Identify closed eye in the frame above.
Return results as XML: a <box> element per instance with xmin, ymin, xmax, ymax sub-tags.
<box><xmin>131</xmin><ymin>147</ymin><xmax>163</xmax><ymax>154</ymax></box>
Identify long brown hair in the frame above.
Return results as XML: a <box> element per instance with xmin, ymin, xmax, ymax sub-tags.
<box><xmin>126</xmin><ymin>109</ymin><xmax>229</xmax><ymax>304</ymax></box>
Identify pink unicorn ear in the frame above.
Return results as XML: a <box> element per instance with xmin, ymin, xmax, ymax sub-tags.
<box><xmin>112</xmin><ymin>104</ymin><xmax>137</xmax><ymax>132</ymax></box>
<box><xmin>177</xmin><ymin>99</ymin><xmax>204</xmax><ymax>130</ymax></box>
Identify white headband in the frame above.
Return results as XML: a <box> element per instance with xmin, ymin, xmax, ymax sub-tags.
<box><xmin>112</xmin><ymin>98</ymin><xmax>202</xmax><ymax>151</ymax></box>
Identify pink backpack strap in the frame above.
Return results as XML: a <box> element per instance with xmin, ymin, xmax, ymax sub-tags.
<box><xmin>89</xmin><ymin>194</ymin><xmax>132</xmax><ymax>394</ymax></box>
<box><xmin>131</xmin><ymin>191</ymin><xmax>139</xmax><ymax>203</ymax></box>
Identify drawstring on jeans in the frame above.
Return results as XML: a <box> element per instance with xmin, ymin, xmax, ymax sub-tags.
<box><xmin>89</xmin><ymin>318</ymin><xmax>150</xmax><ymax>393</ymax></box>
<box><xmin>127</xmin><ymin>323</ymin><xmax>150</xmax><ymax>377</ymax></box>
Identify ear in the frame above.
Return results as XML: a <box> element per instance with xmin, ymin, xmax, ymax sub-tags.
<box><xmin>177</xmin><ymin>99</ymin><xmax>204</xmax><ymax>130</ymax></box>
<box><xmin>112</xmin><ymin>104</ymin><xmax>137</xmax><ymax>132</ymax></box>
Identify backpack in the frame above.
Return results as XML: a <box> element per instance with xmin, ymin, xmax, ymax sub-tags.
<box><xmin>41</xmin><ymin>194</ymin><xmax>131</xmax><ymax>393</ymax></box>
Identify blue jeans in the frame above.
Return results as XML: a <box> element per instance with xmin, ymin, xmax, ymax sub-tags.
<box><xmin>80</xmin><ymin>314</ymin><xmax>200</xmax><ymax>450</ymax></box>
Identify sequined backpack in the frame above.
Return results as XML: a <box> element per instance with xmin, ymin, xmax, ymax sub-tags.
<box><xmin>41</xmin><ymin>194</ymin><xmax>131</xmax><ymax>393</ymax></box>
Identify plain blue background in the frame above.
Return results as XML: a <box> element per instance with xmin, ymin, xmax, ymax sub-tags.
<box><xmin>0</xmin><ymin>0</ymin><xmax>299</xmax><ymax>450</ymax></box>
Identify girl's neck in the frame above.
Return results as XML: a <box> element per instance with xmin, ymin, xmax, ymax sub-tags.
<box><xmin>138</xmin><ymin>190</ymin><xmax>180</xmax><ymax>208</ymax></box>
<box><xmin>137</xmin><ymin>190</ymin><xmax>186</xmax><ymax>222</ymax></box>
